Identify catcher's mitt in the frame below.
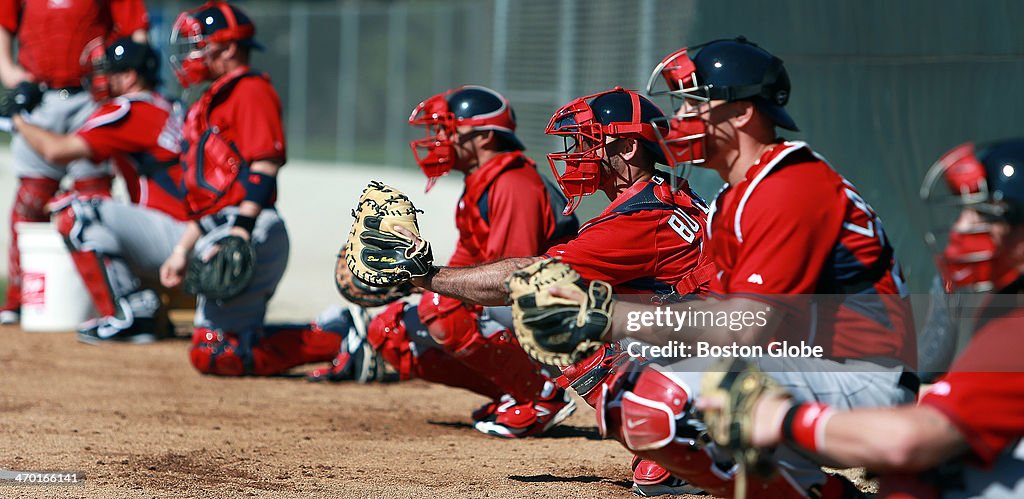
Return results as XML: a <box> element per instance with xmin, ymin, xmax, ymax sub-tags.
<box><xmin>334</xmin><ymin>246</ymin><xmax>413</xmax><ymax>308</ymax></box>
<box><xmin>699</xmin><ymin>358</ymin><xmax>791</xmax><ymax>498</ymax></box>
<box><xmin>185</xmin><ymin>235</ymin><xmax>256</xmax><ymax>300</ymax></box>
<box><xmin>346</xmin><ymin>181</ymin><xmax>433</xmax><ymax>287</ymax></box>
<box><xmin>506</xmin><ymin>258</ymin><xmax>613</xmax><ymax>366</ymax></box>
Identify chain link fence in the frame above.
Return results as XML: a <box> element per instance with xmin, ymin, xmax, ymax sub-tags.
<box><xmin>144</xmin><ymin>0</ymin><xmax>1024</xmax><ymax>293</ymax></box>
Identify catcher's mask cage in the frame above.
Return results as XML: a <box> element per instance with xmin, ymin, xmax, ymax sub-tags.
<box><xmin>408</xmin><ymin>85</ymin><xmax>523</xmax><ymax>192</ymax></box>
<box><xmin>646</xmin><ymin>37</ymin><xmax>796</xmax><ymax>189</ymax></box>
<box><xmin>920</xmin><ymin>139</ymin><xmax>1024</xmax><ymax>293</ymax></box>
<box><xmin>80</xmin><ymin>37</ymin><xmax>110</xmax><ymax>102</ymax></box>
<box><xmin>169</xmin><ymin>1</ymin><xmax>261</xmax><ymax>88</ymax></box>
<box><xmin>544</xmin><ymin>87</ymin><xmax>667</xmax><ymax>215</ymax></box>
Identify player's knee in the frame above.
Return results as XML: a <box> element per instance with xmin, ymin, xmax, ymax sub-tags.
<box><xmin>72</xmin><ymin>175</ymin><xmax>113</xmax><ymax>198</ymax></box>
<box><xmin>189</xmin><ymin>327</ymin><xmax>247</xmax><ymax>376</ymax></box>
<box><xmin>367</xmin><ymin>301</ymin><xmax>418</xmax><ymax>379</ymax></box>
<box><xmin>417</xmin><ymin>291</ymin><xmax>478</xmax><ymax>348</ymax></box>
<box><xmin>610</xmin><ymin>366</ymin><xmax>692</xmax><ymax>451</ymax></box>
<box><xmin>14</xmin><ymin>178</ymin><xmax>60</xmax><ymax>220</ymax></box>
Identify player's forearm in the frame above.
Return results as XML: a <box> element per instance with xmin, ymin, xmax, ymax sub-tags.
<box><xmin>784</xmin><ymin>404</ymin><xmax>967</xmax><ymax>472</ymax></box>
<box><xmin>13</xmin><ymin>115</ymin><xmax>91</xmax><ymax>164</ymax></box>
<box><xmin>414</xmin><ymin>256</ymin><xmax>541</xmax><ymax>306</ymax></box>
<box><xmin>174</xmin><ymin>222</ymin><xmax>203</xmax><ymax>253</ymax></box>
<box><xmin>609</xmin><ymin>296</ymin><xmax>782</xmax><ymax>346</ymax></box>
<box><xmin>0</xmin><ymin>29</ymin><xmax>27</xmax><ymax>88</ymax></box>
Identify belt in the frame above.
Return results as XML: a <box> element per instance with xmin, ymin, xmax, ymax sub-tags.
<box><xmin>837</xmin><ymin>357</ymin><xmax>920</xmax><ymax>394</ymax></box>
<box><xmin>899</xmin><ymin>371</ymin><xmax>921</xmax><ymax>394</ymax></box>
<box><xmin>45</xmin><ymin>85</ymin><xmax>85</xmax><ymax>98</ymax></box>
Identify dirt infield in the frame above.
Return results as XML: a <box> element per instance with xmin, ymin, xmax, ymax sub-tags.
<box><xmin>0</xmin><ymin>326</ymin><xmax>669</xmax><ymax>498</ymax></box>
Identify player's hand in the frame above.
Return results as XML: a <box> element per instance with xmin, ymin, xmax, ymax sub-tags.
<box><xmin>228</xmin><ymin>225</ymin><xmax>251</xmax><ymax>241</ymax></box>
<box><xmin>161</xmin><ymin>247</ymin><xmax>189</xmax><ymax>288</ymax></box>
<box><xmin>0</xmin><ymin>81</ymin><xmax>44</xmax><ymax>117</ymax></box>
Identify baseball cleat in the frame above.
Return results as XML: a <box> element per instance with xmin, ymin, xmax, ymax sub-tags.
<box><xmin>0</xmin><ymin>308</ymin><xmax>20</xmax><ymax>325</ymax></box>
<box><xmin>472</xmin><ymin>394</ymin><xmax>516</xmax><ymax>423</ymax></box>
<box><xmin>306</xmin><ymin>305</ymin><xmax>384</xmax><ymax>383</ymax></box>
<box><xmin>474</xmin><ymin>386</ymin><xmax>577</xmax><ymax>438</ymax></box>
<box><xmin>78</xmin><ymin>317</ymin><xmax>157</xmax><ymax>345</ymax></box>
<box><xmin>631</xmin><ymin>457</ymin><xmax>704</xmax><ymax>496</ymax></box>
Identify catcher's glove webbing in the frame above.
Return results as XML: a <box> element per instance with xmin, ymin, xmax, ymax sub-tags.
<box><xmin>699</xmin><ymin>358</ymin><xmax>792</xmax><ymax>499</ymax></box>
<box><xmin>185</xmin><ymin>235</ymin><xmax>256</xmax><ymax>300</ymax></box>
<box><xmin>346</xmin><ymin>181</ymin><xmax>433</xmax><ymax>287</ymax></box>
<box><xmin>506</xmin><ymin>258</ymin><xmax>613</xmax><ymax>366</ymax></box>
<box><xmin>334</xmin><ymin>246</ymin><xmax>413</xmax><ymax>308</ymax></box>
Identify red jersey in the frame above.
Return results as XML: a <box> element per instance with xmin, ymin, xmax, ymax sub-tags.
<box><xmin>919</xmin><ymin>309</ymin><xmax>1024</xmax><ymax>465</ymax></box>
<box><xmin>448</xmin><ymin>151</ymin><xmax>577</xmax><ymax>267</ymax></box>
<box><xmin>707</xmin><ymin>141</ymin><xmax>915</xmax><ymax>365</ymax></box>
<box><xmin>76</xmin><ymin>91</ymin><xmax>187</xmax><ymax>221</ymax></box>
<box><xmin>546</xmin><ymin>173</ymin><xmax>715</xmax><ymax>295</ymax></box>
<box><xmin>0</xmin><ymin>0</ymin><xmax>148</xmax><ymax>88</ymax></box>
<box><xmin>181</xmin><ymin>67</ymin><xmax>286</xmax><ymax>218</ymax></box>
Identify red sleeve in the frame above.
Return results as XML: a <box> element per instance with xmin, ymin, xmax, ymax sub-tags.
<box><xmin>447</xmin><ymin>240</ymin><xmax>475</xmax><ymax>268</ymax></box>
<box><xmin>76</xmin><ymin>100</ymin><xmax>144</xmax><ymax>162</ymax></box>
<box><xmin>919</xmin><ymin>318</ymin><xmax>1024</xmax><ymax>464</ymax></box>
<box><xmin>231</xmin><ymin>78</ymin><xmax>287</xmax><ymax>164</ymax></box>
<box><xmin>109</xmin><ymin>0</ymin><xmax>149</xmax><ymax>37</ymax></box>
<box><xmin>545</xmin><ymin>213</ymin><xmax>658</xmax><ymax>286</ymax></box>
<box><xmin>485</xmin><ymin>169</ymin><xmax>551</xmax><ymax>259</ymax></box>
<box><xmin>0</xmin><ymin>0</ymin><xmax>20</xmax><ymax>34</ymax></box>
<box><xmin>726</xmin><ymin>168</ymin><xmax>845</xmax><ymax>294</ymax></box>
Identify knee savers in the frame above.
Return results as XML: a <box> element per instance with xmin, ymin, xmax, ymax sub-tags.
<box><xmin>417</xmin><ymin>291</ymin><xmax>480</xmax><ymax>350</ymax></box>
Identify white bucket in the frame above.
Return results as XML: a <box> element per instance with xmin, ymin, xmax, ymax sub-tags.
<box><xmin>16</xmin><ymin>222</ymin><xmax>96</xmax><ymax>332</ymax></box>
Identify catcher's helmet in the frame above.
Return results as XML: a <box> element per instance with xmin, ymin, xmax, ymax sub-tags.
<box><xmin>408</xmin><ymin>85</ymin><xmax>524</xmax><ymax>192</ymax></box>
<box><xmin>169</xmin><ymin>1</ymin><xmax>262</xmax><ymax>87</ymax></box>
<box><xmin>80</xmin><ymin>38</ymin><xmax>160</xmax><ymax>101</ymax></box>
<box><xmin>106</xmin><ymin>38</ymin><xmax>161</xmax><ymax>84</ymax></box>
<box><xmin>646</xmin><ymin>37</ymin><xmax>796</xmax><ymax>178</ymax></box>
<box><xmin>921</xmin><ymin>138</ymin><xmax>1024</xmax><ymax>292</ymax></box>
<box><xmin>545</xmin><ymin>87</ymin><xmax>668</xmax><ymax>215</ymax></box>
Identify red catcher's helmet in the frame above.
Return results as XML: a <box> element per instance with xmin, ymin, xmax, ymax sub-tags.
<box><xmin>169</xmin><ymin>1</ymin><xmax>261</xmax><ymax>87</ymax></box>
<box><xmin>408</xmin><ymin>85</ymin><xmax>524</xmax><ymax>192</ymax></box>
<box><xmin>920</xmin><ymin>139</ymin><xmax>1024</xmax><ymax>292</ymax></box>
<box><xmin>544</xmin><ymin>87</ymin><xmax>668</xmax><ymax>215</ymax></box>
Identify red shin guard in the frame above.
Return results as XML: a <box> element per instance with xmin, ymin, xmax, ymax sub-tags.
<box><xmin>5</xmin><ymin>177</ymin><xmax>61</xmax><ymax>308</ymax></box>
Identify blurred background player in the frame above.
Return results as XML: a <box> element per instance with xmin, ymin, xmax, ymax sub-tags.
<box><xmin>12</xmin><ymin>37</ymin><xmax>186</xmax><ymax>343</ymax></box>
<box><xmin>160</xmin><ymin>1</ymin><xmax>343</xmax><ymax>376</ymax></box>
<box><xmin>387</xmin><ymin>87</ymin><xmax>714</xmax><ymax>491</ymax></box>
<box><xmin>700</xmin><ymin>138</ymin><xmax>1024</xmax><ymax>498</ymax></box>
<box><xmin>316</xmin><ymin>85</ymin><xmax>583</xmax><ymax>437</ymax></box>
<box><xmin>0</xmin><ymin>0</ymin><xmax>149</xmax><ymax>325</ymax></box>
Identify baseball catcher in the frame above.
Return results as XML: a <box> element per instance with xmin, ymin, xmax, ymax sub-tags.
<box><xmin>345</xmin><ymin>181</ymin><xmax>433</xmax><ymax>287</ymax></box>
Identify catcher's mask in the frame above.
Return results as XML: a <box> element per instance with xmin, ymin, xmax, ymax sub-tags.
<box><xmin>920</xmin><ymin>139</ymin><xmax>1024</xmax><ymax>293</ymax></box>
<box><xmin>408</xmin><ymin>85</ymin><xmax>524</xmax><ymax>192</ymax></box>
<box><xmin>646</xmin><ymin>37</ymin><xmax>797</xmax><ymax>183</ymax></box>
<box><xmin>544</xmin><ymin>87</ymin><xmax>668</xmax><ymax>215</ymax></box>
<box><xmin>80</xmin><ymin>38</ymin><xmax>111</xmax><ymax>102</ymax></box>
<box><xmin>169</xmin><ymin>1</ymin><xmax>262</xmax><ymax>88</ymax></box>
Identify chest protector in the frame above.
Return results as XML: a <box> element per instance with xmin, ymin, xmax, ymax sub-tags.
<box><xmin>582</xmin><ymin>174</ymin><xmax>716</xmax><ymax>296</ymax></box>
<box><xmin>180</xmin><ymin>69</ymin><xmax>264</xmax><ymax>218</ymax></box>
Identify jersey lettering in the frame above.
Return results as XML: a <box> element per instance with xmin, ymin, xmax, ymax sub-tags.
<box><xmin>668</xmin><ymin>208</ymin><xmax>700</xmax><ymax>243</ymax></box>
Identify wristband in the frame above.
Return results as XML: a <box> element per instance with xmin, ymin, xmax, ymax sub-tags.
<box><xmin>242</xmin><ymin>171</ymin><xmax>276</xmax><ymax>207</ymax></box>
<box><xmin>233</xmin><ymin>214</ymin><xmax>256</xmax><ymax>233</ymax></box>
<box><xmin>781</xmin><ymin>401</ymin><xmax>834</xmax><ymax>453</ymax></box>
